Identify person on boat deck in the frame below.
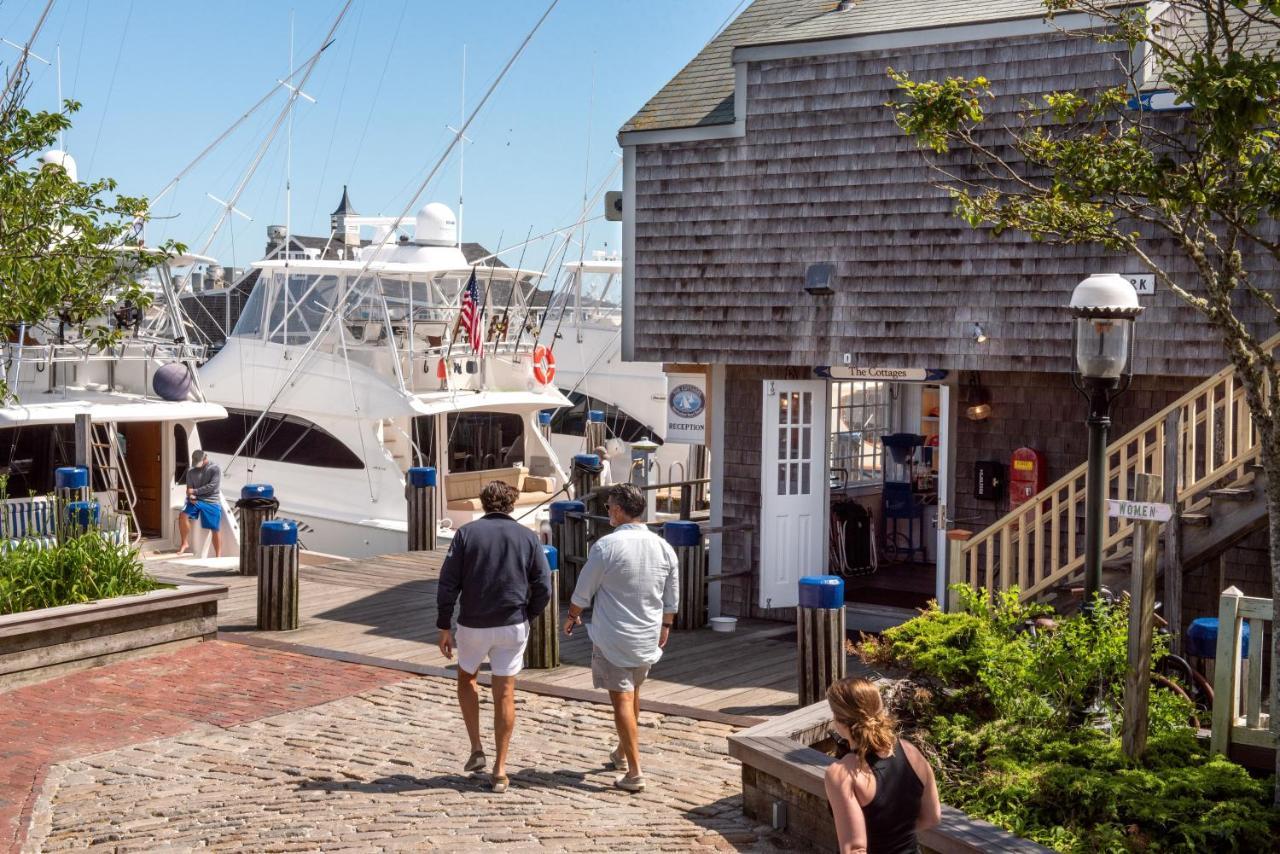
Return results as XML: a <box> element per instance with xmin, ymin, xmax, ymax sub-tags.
<box><xmin>564</xmin><ymin>482</ymin><xmax>678</xmax><ymax>794</ymax></box>
<box><xmin>177</xmin><ymin>450</ymin><xmax>222</xmax><ymax>557</ymax></box>
<box><xmin>593</xmin><ymin>445</ymin><xmax>613</xmax><ymax>485</ymax></box>
<box><xmin>436</xmin><ymin>480</ymin><xmax>552</xmax><ymax>794</ymax></box>
<box><xmin>824</xmin><ymin>677</ymin><xmax>941</xmax><ymax>854</ymax></box>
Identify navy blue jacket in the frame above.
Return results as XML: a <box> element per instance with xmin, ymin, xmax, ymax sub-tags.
<box><xmin>436</xmin><ymin>513</ymin><xmax>552</xmax><ymax>631</ymax></box>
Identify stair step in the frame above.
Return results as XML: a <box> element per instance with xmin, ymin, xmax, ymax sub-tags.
<box><xmin>1180</xmin><ymin>512</ymin><xmax>1212</xmax><ymax>527</ymax></box>
<box><xmin>1209</xmin><ymin>487</ymin><xmax>1253</xmax><ymax>501</ymax></box>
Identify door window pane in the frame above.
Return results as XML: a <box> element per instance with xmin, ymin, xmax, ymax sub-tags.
<box><xmin>802</xmin><ymin>392</ymin><xmax>812</xmax><ymax>425</ymax></box>
<box><xmin>829</xmin><ymin>380</ymin><xmax>891</xmax><ymax>485</ymax></box>
<box><xmin>778</xmin><ymin>463</ymin><xmax>787</xmax><ymax>495</ymax></box>
<box><xmin>801</xmin><ymin>462</ymin><xmax>810</xmax><ymax>494</ymax></box>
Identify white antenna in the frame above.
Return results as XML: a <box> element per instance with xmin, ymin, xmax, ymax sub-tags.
<box><xmin>285</xmin><ymin>10</ymin><xmax>294</xmax><ymax>247</ymax></box>
<box><xmin>206</xmin><ymin>192</ymin><xmax>253</xmax><ymax>222</ymax></box>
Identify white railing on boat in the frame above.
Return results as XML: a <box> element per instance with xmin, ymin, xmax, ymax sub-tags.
<box><xmin>1210</xmin><ymin>586</ymin><xmax>1274</xmax><ymax>757</ymax></box>
<box><xmin>0</xmin><ymin>341</ymin><xmax>206</xmax><ymax>364</ymax></box>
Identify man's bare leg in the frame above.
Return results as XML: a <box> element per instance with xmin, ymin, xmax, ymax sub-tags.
<box><xmin>609</xmin><ymin>689</ymin><xmax>641</xmax><ymax>777</ymax></box>
<box><xmin>457</xmin><ymin>668</ymin><xmax>483</xmax><ymax>755</ymax></box>
<box><xmin>176</xmin><ymin>512</ymin><xmax>191</xmax><ymax>553</ymax></box>
<box><xmin>210</xmin><ymin>528</ymin><xmax>222</xmax><ymax>558</ymax></box>
<box><xmin>491</xmin><ymin>675</ymin><xmax>516</xmax><ymax>779</ymax></box>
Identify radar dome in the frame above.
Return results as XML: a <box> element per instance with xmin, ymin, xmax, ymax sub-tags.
<box><xmin>414</xmin><ymin>202</ymin><xmax>457</xmax><ymax>246</ymax></box>
<box><xmin>39</xmin><ymin>149</ymin><xmax>78</xmax><ymax>182</ymax></box>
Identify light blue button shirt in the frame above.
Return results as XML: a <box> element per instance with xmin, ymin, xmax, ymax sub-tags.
<box><xmin>570</xmin><ymin>523</ymin><xmax>680</xmax><ymax>669</ymax></box>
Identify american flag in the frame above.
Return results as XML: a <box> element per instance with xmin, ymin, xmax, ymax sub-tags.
<box><xmin>458</xmin><ymin>269</ymin><xmax>482</xmax><ymax>353</ymax></box>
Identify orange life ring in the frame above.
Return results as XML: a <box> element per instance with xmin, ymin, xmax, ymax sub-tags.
<box><xmin>532</xmin><ymin>345</ymin><xmax>556</xmax><ymax>385</ymax></box>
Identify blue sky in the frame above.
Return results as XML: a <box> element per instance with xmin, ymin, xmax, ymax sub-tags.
<box><xmin>0</xmin><ymin>0</ymin><xmax>743</xmax><ymax>270</ymax></box>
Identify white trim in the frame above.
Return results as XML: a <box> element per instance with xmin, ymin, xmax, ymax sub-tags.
<box><xmin>708</xmin><ymin>363</ymin><xmax>726</xmax><ymax>618</ymax></box>
<box><xmin>621</xmin><ymin>145</ymin><xmax>637</xmax><ymax>361</ymax></box>
<box><xmin>733</xmin><ymin>11</ymin><xmax>1107</xmax><ymax>63</ymax></box>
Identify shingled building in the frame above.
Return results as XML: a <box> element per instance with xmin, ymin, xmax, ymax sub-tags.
<box><xmin>619</xmin><ymin>0</ymin><xmax>1274</xmax><ymax>627</ymax></box>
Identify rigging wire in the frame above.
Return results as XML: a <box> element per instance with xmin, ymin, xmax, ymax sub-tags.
<box><xmin>308</xmin><ymin>0</ymin><xmax>364</xmax><ymax>227</ymax></box>
<box><xmin>346</xmin><ymin>0</ymin><xmax>408</xmax><ymax>185</ymax></box>
<box><xmin>222</xmin><ymin>0</ymin><xmax>561</xmax><ymax>475</ymax></box>
<box><xmin>85</xmin><ymin>0</ymin><xmax>133</xmax><ymax>177</ymax></box>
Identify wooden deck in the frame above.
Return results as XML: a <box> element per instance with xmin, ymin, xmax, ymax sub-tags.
<box><xmin>147</xmin><ymin>549</ymin><xmax>870</xmax><ymax>722</ymax></box>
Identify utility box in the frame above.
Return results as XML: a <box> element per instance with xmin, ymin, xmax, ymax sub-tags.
<box><xmin>974</xmin><ymin>461</ymin><xmax>1006</xmax><ymax>501</ymax></box>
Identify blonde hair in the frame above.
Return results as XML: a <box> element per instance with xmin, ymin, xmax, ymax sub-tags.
<box><xmin>827</xmin><ymin>677</ymin><xmax>896</xmax><ymax>757</ymax></box>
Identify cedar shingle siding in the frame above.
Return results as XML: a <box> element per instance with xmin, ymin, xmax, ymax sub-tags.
<box><xmin>630</xmin><ymin>30</ymin><xmax>1272</xmax><ymax>377</ymax></box>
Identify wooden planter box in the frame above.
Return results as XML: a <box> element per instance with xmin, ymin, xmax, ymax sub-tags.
<box><xmin>0</xmin><ymin>579</ymin><xmax>227</xmax><ymax>689</ymax></box>
<box><xmin>728</xmin><ymin>702</ymin><xmax>1051</xmax><ymax>854</ymax></box>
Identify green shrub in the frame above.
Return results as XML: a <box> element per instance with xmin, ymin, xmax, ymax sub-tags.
<box><xmin>860</xmin><ymin>584</ymin><xmax>1280</xmax><ymax>853</ymax></box>
<box><xmin>0</xmin><ymin>534</ymin><xmax>160</xmax><ymax>615</ymax></box>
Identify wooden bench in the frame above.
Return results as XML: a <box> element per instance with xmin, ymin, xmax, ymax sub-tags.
<box><xmin>1210</xmin><ymin>586</ymin><xmax>1275</xmax><ymax>759</ymax></box>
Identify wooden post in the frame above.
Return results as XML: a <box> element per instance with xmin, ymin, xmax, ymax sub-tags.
<box><xmin>665</xmin><ymin>521</ymin><xmax>706</xmax><ymax>630</ymax></box>
<box><xmin>945</xmin><ymin>529</ymin><xmax>972</xmax><ymax>612</ymax></box>
<box><xmin>524</xmin><ymin>545</ymin><xmax>560</xmax><ymax>669</ymax></box>
<box><xmin>257</xmin><ymin>520</ymin><xmax>299</xmax><ymax>631</ymax></box>
<box><xmin>1123</xmin><ymin>473</ymin><xmax>1162</xmax><ymax>760</ymax></box>
<box><xmin>585</xmin><ymin>410</ymin><xmax>606</xmax><ymax>456</ymax></box>
<box><xmin>1210</xmin><ymin>586</ymin><xmax>1244</xmax><ymax>756</ymax></box>
<box><xmin>53</xmin><ymin>466</ymin><xmax>91</xmax><ymax>544</ymax></box>
<box><xmin>571</xmin><ymin>453</ymin><xmax>603</xmax><ymax>503</ymax></box>
<box><xmin>1162</xmin><ymin>410</ymin><xmax>1183</xmax><ymax>655</ymax></box>
<box><xmin>550</xmin><ymin>500</ymin><xmax>584</xmax><ymax>592</ymax></box>
<box><xmin>406</xmin><ymin>466</ymin><xmax>438</xmax><ymax>552</ymax></box>
<box><xmin>797</xmin><ymin>576</ymin><xmax>846</xmax><ymax>706</ymax></box>
<box><xmin>237</xmin><ymin>484</ymin><xmax>277</xmax><ymax>577</ymax></box>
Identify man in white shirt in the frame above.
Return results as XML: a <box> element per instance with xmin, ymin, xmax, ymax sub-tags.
<box><xmin>564</xmin><ymin>483</ymin><xmax>679</xmax><ymax>793</ymax></box>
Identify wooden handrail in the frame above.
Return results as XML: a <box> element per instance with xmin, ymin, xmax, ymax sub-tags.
<box><xmin>960</xmin><ymin>333</ymin><xmax>1280</xmax><ymax>602</ymax></box>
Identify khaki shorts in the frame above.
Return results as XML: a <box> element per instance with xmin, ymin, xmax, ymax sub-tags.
<box><xmin>591</xmin><ymin>645</ymin><xmax>651</xmax><ymax>693</ymax></box>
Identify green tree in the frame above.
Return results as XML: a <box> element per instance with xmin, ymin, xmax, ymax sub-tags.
<box><xmin>889</xmin><ymin>0</ymin><xmax>1280</xmax><ymax>801</ymax></box>
<box><xmin>0</xmin><ymin>76</ymin><xmax>176</xmax><ymax>401</ymax></box>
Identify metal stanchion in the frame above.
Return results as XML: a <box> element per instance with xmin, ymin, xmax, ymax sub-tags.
<box><xmin>257</xmin><ymin>520</ymin><xmax>300</xmax><ymax>631</ymax></box>
<box><xmin>550</xmin><ymin>500</ymin><xmax>585</xmax><ymax>591</ymax></box>
<box><xmin>664</xmin><ymin>520</ymin><xmax>706</xmax><ymax>630</ymax></box>
<box><xmin>525</xmin><ymin>544</ymin><xmax>560</xmax><ymax>669</ymax></box>
<box><xmin>236</xmin><ymin>484</ymin><xmax>277</xmax><ymax>577</ymax></box>
<box><xmin>630</xmin><ymin>437</ymin><xmax>659</xmax><ymax>520</ymax></box>
<box><xmin>797</xmin><ymin>575</ymin><xmax>846</xmax><ymax>706</ymax></box>
<box><xmin>406</xmin><ymin>466</ymin><xmax>438</xmax><ymax>552</ymax></box>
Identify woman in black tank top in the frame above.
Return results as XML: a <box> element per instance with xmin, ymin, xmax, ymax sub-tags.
<box><xmin>823</xmin><ymin>678</ymin><xmax>942</xmax><ymax>854</ymax></box>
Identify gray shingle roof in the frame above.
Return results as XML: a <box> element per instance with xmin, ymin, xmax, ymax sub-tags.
<box><xmin>621</xmin><ymin>0</ymin><xmax>1074</xmax><ymax>135</ymax></box>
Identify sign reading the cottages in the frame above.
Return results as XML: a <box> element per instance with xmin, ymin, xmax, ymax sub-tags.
<box><xmin>815</xmin><ymin>366</ymin><xmax>949</xmax><ymax>382</ymax></box>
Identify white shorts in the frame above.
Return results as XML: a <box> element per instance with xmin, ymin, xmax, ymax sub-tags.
<box><xmin>455</xmin><ymin>622</ymin><xmax>530</xmax><ymax>677</ymax></box>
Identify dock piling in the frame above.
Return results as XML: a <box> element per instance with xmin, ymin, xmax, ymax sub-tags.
<box><xmin>406</xmin><ymin>466</ymin><xmax>438</xmax><ymax>552</ymax></box>
<box><xmin>236</xmin><ymin>484</ymin><xmax>278</xmax><ymax>577</ymax></box>
<box><xmin>525</xmin><ymin>544</ymin><xmax>560</xmax><ymax>669</ymax></box>
<box><xmin>550</xmin><ymin>500</ymin><xmax>586</xmax><ymax>591</ymax></box>
<box><xmin>664</xmin><ymin>520</ymin><xmax>706</xmax><ymax>630</ymax></box>
<box><xmin>257</xmin><ymin>520</ymin><xmax>300</xmax><ymax>631</ymax></box>
<box><xmin>797</xmin><ymin>576</ymin><xmax>846</xmax><ymax>706</ymax></box>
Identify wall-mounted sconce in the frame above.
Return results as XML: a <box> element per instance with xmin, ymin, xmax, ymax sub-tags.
<box><xmin>973</xmin><ymin>322</ymin><xmax>989</xmax><ymax>344</ymax></box>
<box><xmin>804</xmin><ymin>262</ymin><xmax>835</xmax><ymax>296</ymax></box>
<box><xmin>965</xmin><ymin>372</ymin><xmax>992</xmax><ymax>421</ymax></box>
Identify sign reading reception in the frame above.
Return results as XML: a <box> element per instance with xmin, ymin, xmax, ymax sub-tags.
<box><xmin>666</xmin><ymin>373</ymin><xmax>707</xmax><ymax>445</ymax></box>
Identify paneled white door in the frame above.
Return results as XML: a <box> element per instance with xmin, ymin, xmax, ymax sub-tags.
<box><xmin>759</xmin><ymin>379</ymin><xmax>828</xmax><ymax>609</ymax></box>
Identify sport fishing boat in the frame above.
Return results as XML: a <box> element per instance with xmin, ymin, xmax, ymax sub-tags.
<box><xmin>197</xmin><ymin>202</ymin><xmax>572</xmax><ymax>557</ymax></box>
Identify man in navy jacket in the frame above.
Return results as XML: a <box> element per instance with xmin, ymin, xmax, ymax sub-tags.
<box><xmin>437</xmin><ymin>480</ymin><xmax>551</xmax><ymax>793</ymax></box>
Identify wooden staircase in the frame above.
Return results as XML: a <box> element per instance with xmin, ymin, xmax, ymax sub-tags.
<box><xmin>956</xmin><ymin>337</ymin><xmax>1276</xmax><ymax>605</ymax></box>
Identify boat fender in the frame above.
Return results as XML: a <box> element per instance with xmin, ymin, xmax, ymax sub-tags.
<box><xmin>532</xmin><ymin>345</ymin><xmax>556</xmax><ymax>385</ymax></box>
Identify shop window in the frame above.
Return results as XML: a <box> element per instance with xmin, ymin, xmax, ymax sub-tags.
<box><xmin>549</xmin><ymin>391</ymin><xmax>662</xmax><ymax>445</ymax></box>
<box><xmin>829</xmin><ymin>381</ymin><xmax>890</xmax><ymax>485</ymax></box>
<box><xmin>200</xmin><ymin>409</ymin><xmax>364</xmax><ymax>469</ymax></box>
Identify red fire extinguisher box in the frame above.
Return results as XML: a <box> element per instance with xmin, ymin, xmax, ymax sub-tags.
<box><xmin>1009</xmin><ymin>447</ymin><xmax>1046</xmax><ymax>513</ymax></box>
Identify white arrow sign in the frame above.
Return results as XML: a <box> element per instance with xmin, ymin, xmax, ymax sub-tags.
<box><xmin>1107</xmin><ymin>499</ymin><xmax>1172</xmax><ymax>522</ymax></box>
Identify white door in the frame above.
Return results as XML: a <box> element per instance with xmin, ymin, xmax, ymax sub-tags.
<box><xmin>759</xmin><ymin>379</ymin><xmax>828</xmax><ymax>609</ymax></box>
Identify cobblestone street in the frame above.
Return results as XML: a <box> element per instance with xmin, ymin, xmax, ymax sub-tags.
<box><xmin>14</xmin><ymin>650</ymin><xmax>787</xmax><ymax>852</ymax></box>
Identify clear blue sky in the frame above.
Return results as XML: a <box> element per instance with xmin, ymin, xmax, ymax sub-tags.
<box><xmin>0</xmin><ymin>0</ymin><xmax>743</xmax><ymax>269</ymax></box>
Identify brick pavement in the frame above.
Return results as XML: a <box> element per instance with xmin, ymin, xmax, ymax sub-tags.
<box><xmin>22</xmin><ymin>677</ymin><xmax>791</xmax><ymax>852</ymax></box>
<box><xmin>0</xmin><ymin>642</ymin><xmax>405</xmax><ymax>853</ymax></box>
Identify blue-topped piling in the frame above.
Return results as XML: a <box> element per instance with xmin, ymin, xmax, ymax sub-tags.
<box><xmin>257</xmin><ymin>519</ymin><xmax>300</xmax><ymax>631</ymax></box>
<box><xmin>406</xmin><ymin>466</ymin><xmax>438</xmax><ymax>552</ymax></box>
<box><xmin>798</xmin><ymin>575</ymin><xmax>846</xmax><ymax>705</ymax></box>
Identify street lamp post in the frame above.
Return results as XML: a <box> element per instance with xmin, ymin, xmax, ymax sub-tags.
<box><xmin>1068</xmin><ymin>274</ymin><xmax>1143</xmax><ymax>614</ymax></box>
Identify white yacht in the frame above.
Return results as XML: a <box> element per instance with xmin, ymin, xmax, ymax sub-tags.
<box><xmin>198</xmin><ymin>202</ymin><xmax>572</xmax><ymax>557</ymax></box>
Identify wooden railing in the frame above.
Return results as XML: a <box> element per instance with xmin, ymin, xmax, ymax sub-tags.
<box><xmin>1210</xmin><ymin>587</ymin><xmax>1273</xmax><ymax>756</ymax></box>
<box><xmin>958</xmin><ymin>336</ymin><xmax>1277</xmax><ymax>602</ymax></box>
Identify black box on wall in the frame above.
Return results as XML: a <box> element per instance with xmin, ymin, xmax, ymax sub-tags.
<box><xmin>974</xmin><ymin>461</ymin><xmax>1006</xmax><ymax>501</ymax></box>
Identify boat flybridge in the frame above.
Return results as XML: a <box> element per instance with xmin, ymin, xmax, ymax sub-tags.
<box><xmin>0</xmin><ymin>245</ymin><xmax>234</xmax><ymax>555</ymax></box>
<box><xmin>198</xmin><ymin>202</ymin><xmax>572</xmax><ymax>557</ymax></box>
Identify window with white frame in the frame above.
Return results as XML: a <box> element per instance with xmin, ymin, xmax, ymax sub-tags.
<box><xmin>829</xmin><ymin>381</ymin><xmax>891</xmax><ymax>486</ymax></box>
